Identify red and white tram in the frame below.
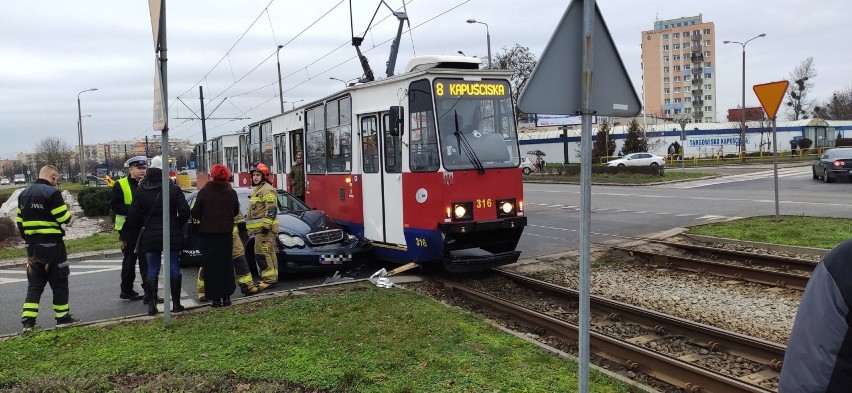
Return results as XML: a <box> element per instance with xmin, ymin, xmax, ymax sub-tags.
<box><xmin>232</xmin><ymin>55</ymin><xmax>527</xmax><ymax>272</ymax></box>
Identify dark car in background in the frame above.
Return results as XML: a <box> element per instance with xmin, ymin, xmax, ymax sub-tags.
<box><xmin>812</xmin><ymin>147</ymin><xmax>852</xmax><ymax>183</ymax></box>
<box><xmin>184</xmin><ymin>188</ymin><xmax>372</xmax><ymax>273</ymax></box>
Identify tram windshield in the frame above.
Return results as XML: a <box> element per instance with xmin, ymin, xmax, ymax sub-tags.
<box><xmin>433</xmin><ymin>78</ymin><xmax>519</xmax><ymax>171</ymax></box>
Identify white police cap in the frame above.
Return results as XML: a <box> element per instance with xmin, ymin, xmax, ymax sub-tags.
<box><xmin>125</xmin><ymin>156</ymin><xmax>149</xmax><ymax>168</ymax></box>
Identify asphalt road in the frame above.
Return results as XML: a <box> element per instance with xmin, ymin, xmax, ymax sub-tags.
<box><xmin>1</xmin><ymin>164</ymin><xmax>847</xmax><ymax>336</ymax></box>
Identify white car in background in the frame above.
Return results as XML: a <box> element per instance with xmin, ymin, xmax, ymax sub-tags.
<box><xmin>0</xmin><ymin>178</ymin><xmax>9</xmax><ymax>185</ymax></box>
<box><xmin>606</xmin><ymin>152</ymin><xmax>665</xmax><ymax>167</ymax></box>
<box><xmin>520</xmin><ymin>157</ymin><xmax>536</xmax><ymax>175</ymax></box>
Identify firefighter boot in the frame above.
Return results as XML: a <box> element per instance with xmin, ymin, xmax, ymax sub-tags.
<box><xmin>196</xmin><ymin>267</ymin><xmax>207</xmax><ymax>302</ymax></box>
<box><xmin>145</xmin><ymin>278</ymin><xmax>158</xmax><ymax>316</ymax></box>
<box><xmin>240</xmin><ymin>283</ymin><xmax>261</xmax><ymax>296</ymax></box>
<box><xmin>171</xmin><ymin>276</ymin><xmax>185</xmax><ymax>312</ymax></box>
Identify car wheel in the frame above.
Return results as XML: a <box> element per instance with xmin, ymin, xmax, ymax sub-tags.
<box><xmin>812</xmin><ymin>167</ymin><xmax>819</xmax><ymax>180</ymax></box>
<box><xmin>523</xmin><ymin>167</ymin><xmax>532</xmax><ymax>175</ymax></box>
<box><xmin>824</xmin><ymin>168</ymin><xmax>834</xmax><ymax>183</ymax></box>
<box><xmin>650</xmin><ymin>162</ymin><xmax>659</xmax><ymax>167</ymax></box>
<box><xmin>617</xmin><ymin>163</ymin><xmax>626</xmax><ymax>167</ymax></box>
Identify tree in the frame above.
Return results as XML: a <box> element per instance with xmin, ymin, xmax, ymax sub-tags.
<box><xmin>492</xmin><ymin>44</ymin><xmax>537</xmax><ymax>123</ymax></box>
<box><xmin>816</xmin><ymin>86</ymin><xmax>852</xmax><ymax>120</ymax></box>
<box><xmin>785</xmin><ymin>57</ymin><xmax>817</xmax><ymax>120</ymax></box>
<box><xmin>621</xmin><ymin>119</ymin><xmax>647</xmax><ymax>154</ymax></box>
<box><xmin>34</xmin><ymin>137</ymin><xmax>73</xmax><ymax>173</ymax></box>
<box><xmin>591</xmin><ymin>119</ymin><xmax>615</xmax><ymax>161</ymax></box>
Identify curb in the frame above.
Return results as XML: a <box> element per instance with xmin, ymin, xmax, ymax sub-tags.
<box><xmin>681</xmin><ymin>234</ymin><xmax>828</xmax><ymax>258</ymax></box>
<box><xmin>0</xmin><ymin>249</ymin><xmax>123</xmax><ymax>269</ymax></box>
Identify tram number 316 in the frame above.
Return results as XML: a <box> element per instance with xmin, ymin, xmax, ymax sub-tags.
<box><xmin>416</xmin><ymin>238</ymin><xmax>428</xmax><ymax>247</ymax></box>
<box><xmin>476</xmin><ymin>199</ymin><xmax>492</xmax><ymax>208</ymax></box>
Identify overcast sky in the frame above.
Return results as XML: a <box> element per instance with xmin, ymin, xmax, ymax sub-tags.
<box><xmin>2</xmin><ymin>0</ymin><xmax>850</xmax><ymax>160</ymax></box>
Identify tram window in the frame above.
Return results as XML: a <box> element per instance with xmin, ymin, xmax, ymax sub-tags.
<box><xmin>408</xmin><ymin>79</ymin><xmax>439</xmax><ymax>172</ymax></box>
<box><xmin>305</xmin><ymin>106</ymin><xmax>326</xmax><ymax>174</ymax></box>
<box><xmin>326</xmin><ymin>96</ymin><xmax>352</xmax><ymax>173</ymax></box>
<box><xmin>261</xmin><ymin>122</ymin><xmax>274</xmax><ymax>171</ymax></box>
<box><xmin>361</xmin><ymin>116</ymin><xmax>379</xmax><ymax>173</ymax></box>
<box><xmin>383</xmin><ymin>114</ymin><xmax>401</xmax><ymax>173</ymax></box>
<box><xmin>274</xmin><ymin>134</ymin><xmax>287</xmax><ymax>173</ymax></box>
<box><xmin>249</xmin><ymin>124</ymin><xmax>261</xmax><ymax>165</ymax></box>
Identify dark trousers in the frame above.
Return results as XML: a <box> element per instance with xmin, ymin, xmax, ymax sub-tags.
<box><xmin>119</xmin><ymin>230</ymin><xmax>148</xmax><ymax>294</ymax></box>
<box><xmin>22</xmin><ymin>243</ymin><xmax>70</xmax><ymax>320</ymax></box>
<box><xmin>201</xmin><ymin>232</ymin><xmax>235</xmax><ymax>299</ymax></box>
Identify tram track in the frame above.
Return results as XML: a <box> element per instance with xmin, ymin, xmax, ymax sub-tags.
<box><xmin>427</xmin><ymin>270</ymin><xmax>785</xmax><ymax>392</ymax></box>
<box><xmin>612</xmin><ymin>241</ymin><xmax>814</xmax><ymax>290</ymax></box>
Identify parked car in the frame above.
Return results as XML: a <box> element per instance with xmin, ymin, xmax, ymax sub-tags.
<box><xmin>520</xmin><ymin>157</ymin><xmax>535</xmax><ymax>175</ymax></box>
<box><xmin>0</xmin><ymin>178</ymin><xmax>9</xmax><ymax>185</ymax></box>
<box><xmin>812</xmin><ymin>147</ymin><xmax>852</xmax><ymax>183</ymax></box>
<box><xmin>13</xmin><ymin>174</ymin><xmax>26</xmax><ymax>185</ymax></box>
<box><xmin>606</xmin><ymin>152</ymin><xmax>665</xmax><ymax>167</ymax></box>
<box><xmin>183</xmin><ymin>187</ymin><xmax>372</xmax><ymax>273</ymax></box>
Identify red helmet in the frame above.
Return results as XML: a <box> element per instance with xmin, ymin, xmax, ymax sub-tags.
<box><xmin>249</xmin><ymin>162</ymin><xmax>270</xmax><ymax>177</ymax></box>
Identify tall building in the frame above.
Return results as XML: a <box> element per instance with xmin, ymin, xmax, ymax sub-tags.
<box><xmin>641</xmin><ymin>14</ymin><xmax>717</xmax><ymax>123</ymax></box>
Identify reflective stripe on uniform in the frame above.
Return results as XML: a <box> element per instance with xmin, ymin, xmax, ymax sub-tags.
<box><xmin>24</xmin><ymin>228</ymin><xmax>63</xmax><ymax>235</ymax></box>
<box><xmin>21</xmin><ymin>302</ymin><xmax>39</xmax><ymax>318</ymax></box>
<box><xmin>114</xmin><ymin>177</ymin><xmax>133</xmax><ymax>231</ymax></box>
<box><xmin>50</xmin><ymin>205</ymin><xmax>68</xmax><ymax>215</ymax></box>
<box><xmin>53</xmin><ymin>304</ymin><xmax>69</xmax><ymax>318</ymax></box>
<box><xmin>22</xmin><ymin>220</ymin><xmax>60</xmax><ymax>227</ymax></box>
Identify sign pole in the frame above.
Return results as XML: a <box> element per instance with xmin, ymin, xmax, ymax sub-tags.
<box><xmin>753</xmin><ymin>80</ymin><xmax>789</xmax><ymax>223</ymax></box>
<box><xmin>578</xmin><ymin>1</ymin><xmax>595</xmax><ymax>391</ymax></box>
<box><xmin>772</xmin><ymin>117</ymin><xmax>779</xmax><ymax>220</ymax></box>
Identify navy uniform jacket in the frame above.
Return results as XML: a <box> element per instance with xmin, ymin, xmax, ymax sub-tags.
<box><xmin>17</xmin><ymin>179</ymin><xmax>71</xmax><ymax>244</ymax></box>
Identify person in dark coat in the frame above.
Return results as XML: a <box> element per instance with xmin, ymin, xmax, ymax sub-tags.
<box><xmin>779</xmin><ymin>239</ymin><xmax>852</xmax><ymax>392</ymax></box>
<box><xmin>127</xmin><ymin>156</ymin><xmax>190</xmax><ymax>316</ymax></box>
<box><xmin>190</xmin><ymin>164</ymin><xmax>240</xmax><ymax>307</ymax></box>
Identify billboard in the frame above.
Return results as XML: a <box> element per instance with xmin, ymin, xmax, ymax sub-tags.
<box><xmin>535</xmin><ymin>114</ymin><xmax>597</xmax><ymax>127</ymax></box>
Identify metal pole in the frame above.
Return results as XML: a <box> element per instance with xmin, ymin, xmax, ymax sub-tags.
<box><xmin>77</xmin><ymin>97</ymin><xmax>84</xmax><ymax>184</ymax></box>
<box><xmin>159</xmin><ymin>0</ymin><xmax>172</xmax><ymax>325</ymax></box>
<box><xmin>276</xmin><ymin>45</ymin><xmax>284</xmax><ymax>114</ymax></box>
<box><xmin>485</xmin><ymin>25</ymin><xmax>492</xmax><ymax>69</ymax></box>
<box><xmin>740</xmin><ymin>45</ymin><xmax>746</xmax><ymax>156</ymax></box>
<box><xmin>199</xmin><ymin>86</ymin><xmax>207</xmax><ymax>143</ymax></box>
<box><xmin>579</xmin><ymin>1</ymin><xmax>595</xmax><ymax>391</ymax></box>
<box><xmin>772</xmin><ymin>117</ymin><xmax>779</xmax><ymax>220</ymax></box>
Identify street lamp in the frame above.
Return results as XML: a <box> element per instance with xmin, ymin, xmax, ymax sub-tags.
<box><xmin>77</xmin><ymin>88</ymin><xmax>98</xmax><ymax>184</ymax></box>
<box><xmin>466</xmin><ymin>19</ymin><xmax>491</xmax><ymax>68</ymax></box>
<box><xmin>284</xmin><ymin>99</ymin><xmax>304</xmax><ymax>110</ymax></box>
<box><xmin>276</xmin><ymin>45</ymin><xmax>284</xmax><ymax>114</ymax></box>
<box><xmin>329</xmin><ymin>77</ymin><xmax>357</xmax><ymax>89</ymax></box>
<box><xmin>457</xmin><ymin>50</ymin><xmax>466</xmax><ymax>56</ymax></box>
<box><xmin>723</xmin><ymin>33</ymin><xmax>765</xmax><ymax>155</ymax></box>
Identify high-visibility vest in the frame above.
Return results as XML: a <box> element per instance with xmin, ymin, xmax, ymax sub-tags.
<box><xmin>114</xmin><ymin>177</ymin><xmax>133</xmax><ymax>231</ymax></box>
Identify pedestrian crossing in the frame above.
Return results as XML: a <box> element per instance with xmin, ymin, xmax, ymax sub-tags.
<box><xmin>663</xmin><ymin>167</ymin><xmax>811</xmax><ymax>189</ymax></box>
<box><xmin>530</xmin><ymin>203</ymin><xmax>742</xmax><ymax>221</ymax></box>
<box><xmin>0</xmin><ymin>258</ymin><xmax>125</xmax><ymax>285</ymax></box>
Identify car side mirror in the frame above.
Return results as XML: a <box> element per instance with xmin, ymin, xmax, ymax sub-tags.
<box><xmin>388</xmin><ymin>106</ymin><xmax>404</xmax><ymax>136</ymax></box>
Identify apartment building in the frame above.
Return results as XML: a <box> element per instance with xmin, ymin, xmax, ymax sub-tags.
<box><xmin>641</xmin><ymin>14</ymin><xmax>717</xmax><ymax>123</ymax></box>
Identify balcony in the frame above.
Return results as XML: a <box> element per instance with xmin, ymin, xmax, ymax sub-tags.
<box><xmin>692</xmin><ymin>67</ymin><xmax>703</xmax><ymax>74</ymax></box>
<box><xmin>692</xmin><ymin>33</ymin><xmax>702</xmax><ymax>41</ymax></box>
<box><xmin>691</xmin><ymin>45</ymin><xmax>702</xmax><ymax>52</ymax></box>
<box><xmin>691</xmin><ymin>78</ymin><xmax>703</xmax><ymax>85</ymax></box>
<box><xmin>693</xmin><ymin>99</ymin><xmax>703</xmax><ymax>105</ymax></box>
<box><xmin>692</xmin><ymin>89</ymin><xmax>703</xmax><ymax>96</ymax></box>
<box><xmin>693</xmin><ymin>111</ymin><xmax>704</xmax><ymax>118</ymax></box>
<box><xmin>691</xmin><ymin>54</ymin><xmax>703</xmax><ymax>62</ymax></box>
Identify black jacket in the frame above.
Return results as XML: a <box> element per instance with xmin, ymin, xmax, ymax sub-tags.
<box><xmin>127</xmin><ymin>168</ymin><xmax>190</xmax><ymax>252</ymax></box>
<box><xmin>190</xmin><ymin>180</ymin><xmax>240</xmax><ymax>234</ymax></box>
<box><xmin>17</xmin><ymin>179</ymin><xmax>71</xmax><ymax>244</ymax></box>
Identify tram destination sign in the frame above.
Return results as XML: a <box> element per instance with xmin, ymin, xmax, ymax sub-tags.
<box><xmin>434</xmin><ymin>80</ymin><xmax>508</xmax><ymax>97</ymax></box>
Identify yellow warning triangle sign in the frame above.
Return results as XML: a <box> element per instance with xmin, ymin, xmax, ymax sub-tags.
<box><xmin>753</xmin><ymin>81</ymin><xmax>789</xmax><ymax>120</ymax></box>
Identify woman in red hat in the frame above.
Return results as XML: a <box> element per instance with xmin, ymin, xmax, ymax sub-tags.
<box><xmin>190</xmin><ymin>164</ymin><xmax>240</xmax><ymax>307</ymax></box>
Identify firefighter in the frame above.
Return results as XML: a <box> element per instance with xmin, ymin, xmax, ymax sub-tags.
<box><xmin>196</xmin><ymin>214</ymin><xmax>263</xmax><ymax>301</ymax></box>
<box><xmin>18</xmin><ymin>165</ymin><xmax>78</xmax><ymax>333</ymax></box>
<box><xmin>109</xmin><ymin>156</ymin><xmax>156</xmax><ymax>303</ymax></box>
<box><xmin>247</xmin><ymin>162</ymin><xmax>279</xmax><ymax>289</ymax></box>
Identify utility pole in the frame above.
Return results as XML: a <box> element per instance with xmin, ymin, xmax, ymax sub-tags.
<box><xmin>145</xmin><ymin>135</ymin><xmax>149</xmax><ymax>157</ymax></box>
<box><xmin>199</xmin><ymin>86</ymin><xmax>207</xmax><ymax>142</ymax></box>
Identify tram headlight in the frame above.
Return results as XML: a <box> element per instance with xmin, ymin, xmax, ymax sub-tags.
<box><xmin>496</xmin><ymin>198</ymin><xmax>516</xmax><ymax>217</ymax></box>
<box><xmin>451</xmin><ymin>202</ymin><xmax>473</xmax><ymax>221</ymax></box>
<box><xmin>277</xmin><ymin>233</ymin><xmax>305</xmax><ymax>248</ymax></box>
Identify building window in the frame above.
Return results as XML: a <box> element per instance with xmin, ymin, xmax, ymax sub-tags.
<box><xmin>664</xmin><ymin>99</ymin><xmax>671</xmax><ymax>104</ymax></box>
<box><xmin>675</xmin><ymin>98</ymin><xmax>682</xmax><ymax>103</ymax></box>
<box><xmin>684</xmin><ymin>31</ymin><xmax>690</xmax><ymax>37</ymax></box>
<box><xmin>685</xmin><ymin>108</ymin><xmax>692</xmax><ymax>113</ymax></box>
<box><xmin>673</xmin><ymin>44</ymin><xmax>680</xmax><ymax>50</ymax></box>
<box><xmin>705</xmin><ymin>106</ymin><xmax>712</xmax><ymax>112</ymax></box>
<box><xmin>674</xmin><ymin>76</ymin><xmax>681</xmax><ymax>82</ymax></box>
<box><xmin>705</xmin><ymin>95</ymin><xmax>712</xmax><ymax>100</ymax></box>
<box><xmin>664</xmin><ymin>56</ymin><xmax>670</xmax><ymax>62</ymax></box>
<box><xmin>674</xmin><ymin>87</ymin><xmax>681</xmax><ymax>93</ymax></box>
<box><xmin>705</xmin><ymin>73</ymin><xmax>712</xmax><ymax>79</ymax></box>
<box><xmin>685</xmin><ymin>86</ymin><xmax>691</xmax><ymax>92</ymax></box>
<box><xmin>704</xmin><ymin>40</ymin><xmax>711</xmax><ymax>46</ymax></box>
<box><xmin>664</xmin><ymin>88</ymin><xmax>671</xmax><ymax>94</ymax></box>
<box><xmin>683</xmin><ymin>42</ymin><xmax>690</xmax><ymax>48</ymax></box>
<box><xmin>703</xmin><ymin>28</ymin><xmax>711</xmax><ymax>34</ymax></box>
<box><xmin>704</xmin><ymin>84</ymin><xmax>712</xmax><ymax>90</ymax></box>
<box><xmin>665</xmin><ymin>109</ymin><xmax>671</xmax><ymax>115</ymax></box>
<box><xmin>664</xmin><ymin>77</ymin><xmax>670</xmax><ymax>83</ymax></box>
<box><xmin>673</xmin><ymin>32</ymin><xmax>680</xmax><ymax>38</ymax></box>
<box><xmin>663</xmin><ymin>45</ymin><xmax>669</xmax><ymax>51</ymax></box>
<box><xmin>673</xmin><ymin>55</ymin><xmax>680</xmax><ymax>61</ymax></box>
<box><xmin>663</xmin><ymin>34</ymin><xmax>669</xmax><ymax>40</ymax></box>
<box><xmin>704</xmin><ymin>51</ymin><xmax>711</xmax><ymax>57</ymax></box>
<box><xmin>685</xmin><ymin>97</ymin><xmax>692</xmax><ymax>102</ymax></box>
<box><xmin>664</xmin><ymin>66</ymin><xmax>670</xmax><ymax>73</ymax></box>
<box><xmin>704</xmin><ymin>62</ymin><xmax>711</xmax><ymax>67</ymax></box>
<box><xmin>674</xmin><ymin>65</ymin><xmax>681</xmax><ymax>71</ymax></box>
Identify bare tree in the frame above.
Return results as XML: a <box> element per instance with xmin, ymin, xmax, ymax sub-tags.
<box><xmin>816</xmin><ymin>86</ymin><xmax>852</xmax><ymax>120</ymax></box>
<box><xmin>34</xmin><ymin>137</ymin><xmax>73</xmax><ymax>173</ymax></box>
<box><xmin>492</xmin><ymin>44</ymin><xmax>537</xmax><ymax>123</ymax></box>
<box><xmin>785</xmin><ymin>57</ymin><xmax>817</xmax><ymax>120</ymax></box>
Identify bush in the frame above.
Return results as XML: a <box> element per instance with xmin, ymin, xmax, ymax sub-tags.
<box><xmin>77</xmin><ymin>187</ymin><xmax>113</xmax><ymax>217</ymax></box>
<box><xmin>798</xmin><ymin>138</ymin><xmax>813</xmax><ymax>149</ymax></box>
<box><xmin>836</xmin><ymin>138</ymin><xmax>852</xmax><ymax>147</ymax></box>
<box><xmin>0</xmin><ymin>217</ymin><xmax>17</xmax><ymax>241</ymax></box>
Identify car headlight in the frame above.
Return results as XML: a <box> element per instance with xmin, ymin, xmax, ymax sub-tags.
<box><xmin>277</xmin><ymin>233</ymin><xmax>305</xmax><ymax>248</ymax></box>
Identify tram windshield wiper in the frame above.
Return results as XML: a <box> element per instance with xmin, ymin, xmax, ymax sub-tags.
<box><xmin>453</xmin><ymin>111</ymin><xmax>485</xmax><ymax>174</ymax></box>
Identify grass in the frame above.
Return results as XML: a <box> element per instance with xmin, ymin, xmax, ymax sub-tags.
<box><xmin>0</xmin><ymin>232</ymin><xmax>119</xmax><ymax>260</ymax></box>
<box><xmin>526</xmin><ymin>170</ymin><xmax>714</xmax><ymax>184</ymax></box>
<box><xmin>687</xmin><ymin>215</ymin><xmax>852</xmax><ymax>250</ymax></box>
<box><xmin>0</xmin><ymin>285</ymin><xmax>639</xmax><ymax>393</ymax></box>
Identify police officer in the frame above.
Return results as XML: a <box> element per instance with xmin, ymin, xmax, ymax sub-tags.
<box><xmin>18</xmin><ymin>165</ymin><xmax>77</xmax><ymax>333</ymax></box>
<box><xmin>110</xmin><ymin>156</ymin><xmax>160</xmax><ymax>304</ymax></box>
<box><xmin>247</xmin><ymin>163</ymin><xmax>278</xmax><ymax>289</ymax></box>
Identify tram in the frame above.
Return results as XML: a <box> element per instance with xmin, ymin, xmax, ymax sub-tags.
<box><xmin>220</xmin><ymin>55</ymin><xmax>527</xmax><ymax>272</ymax></box>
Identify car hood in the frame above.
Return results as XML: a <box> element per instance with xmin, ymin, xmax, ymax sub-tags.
<box><xmin>277</xmin><ymin>209</ymin><xmax>337</xmax><ymax>236</ymax></box>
